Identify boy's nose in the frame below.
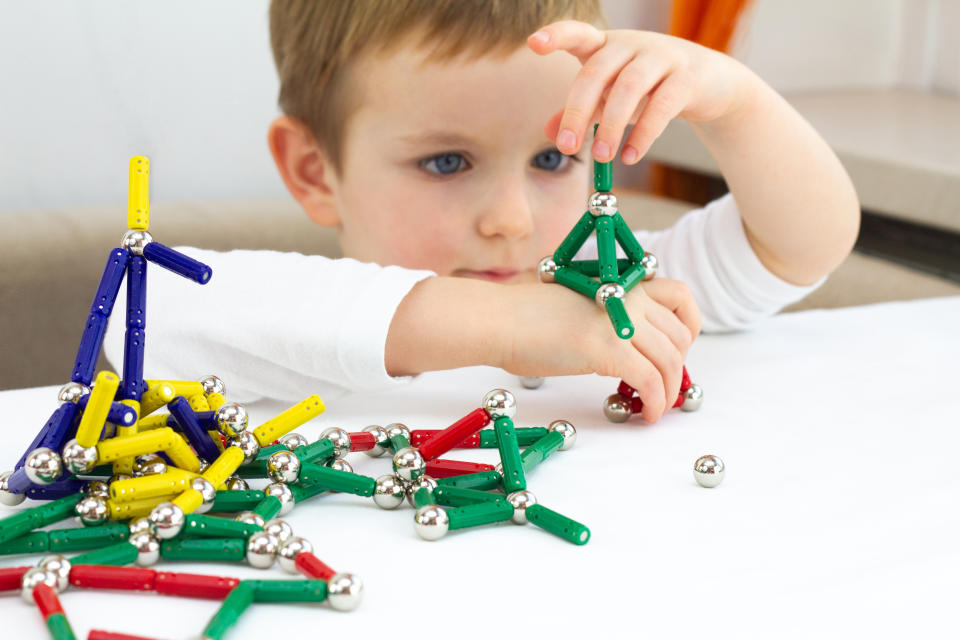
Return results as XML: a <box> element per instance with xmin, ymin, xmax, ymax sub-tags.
<box><xmin>476</xmin><ymin>177</ymin><xmax>535</xmax><ymax>240</ymax></box>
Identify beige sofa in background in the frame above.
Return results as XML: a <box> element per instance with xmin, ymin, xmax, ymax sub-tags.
<box><xmin>2</xmin><ymin>192</ymin><xmax>957</xmax><ymax>390</ymax></box>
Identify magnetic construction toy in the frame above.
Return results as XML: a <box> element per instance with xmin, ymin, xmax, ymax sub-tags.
<box><xmin>534</xmin><ymin>127</ymin><xmax>704</xmax><ymax>421</ymax></box>
<box><xmin>0</xmin><ymin>157</ymin><xmax>589</xmax><ymax>639</ymax></box>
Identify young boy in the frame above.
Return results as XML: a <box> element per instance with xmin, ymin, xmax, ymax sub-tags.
<box><xmin>104</xmin><ymin>0</ymin><xmax>859</xmax><ymax>423</ymax></box>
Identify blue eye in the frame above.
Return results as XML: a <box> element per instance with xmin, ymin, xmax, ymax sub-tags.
<box><xmin>532</xmin><ymin>149</ymin><xmax>569</xmax><ymax>171</ymax></box>
<box><xmin>420</xmin><ymin>153</ymin><xmax>468</xmax><ymax>175</ymax></box>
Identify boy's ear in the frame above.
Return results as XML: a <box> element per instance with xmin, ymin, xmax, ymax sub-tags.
<box><xmin>267</xmin><ymin>115</ymin><xmax>340</xmax><ymax>227</ymax></box>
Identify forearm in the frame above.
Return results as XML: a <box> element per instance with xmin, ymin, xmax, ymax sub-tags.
<box><xmin>385</xmin><ymin>276</ymin><xmax>505</xmax><ymax>376</ymax></box>
<box><xmin>689</xmin><ymin>60</ymin><xmax>861</xmax><ymax>285</ymax></box>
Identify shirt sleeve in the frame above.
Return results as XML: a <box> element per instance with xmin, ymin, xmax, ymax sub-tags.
<box><xmin>103</xmin><ymin>248</ymin><xmax>436</xmax><ymax>403</ymax></box>
<box><xmin>575</xmin><ymin>193</ymin><xmax>825</xmax><ymax>333</ymax></box>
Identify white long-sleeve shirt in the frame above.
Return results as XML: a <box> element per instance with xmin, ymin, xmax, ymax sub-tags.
<box><xmin>103</xmin><ymin>193</ymin><xmax>821</xmax><ymax>402</ymax></box>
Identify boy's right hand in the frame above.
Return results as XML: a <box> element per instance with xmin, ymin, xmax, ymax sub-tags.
<box><xmin>387</xmin><ymin>275</ymin><xmax>700</xmax><ymax>424</ymax></box>
<box><xmin>494</xmin><ymin>277</ymin><xmax>700</xmax><ymax>423</ymax></box>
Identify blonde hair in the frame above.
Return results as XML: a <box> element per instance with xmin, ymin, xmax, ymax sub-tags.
<box><xmin>269</xmin><ymin>0</ymin><xmax>604</xmax><ymax>173</ymax></box>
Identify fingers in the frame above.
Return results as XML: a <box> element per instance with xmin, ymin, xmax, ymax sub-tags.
<box><xmin>621</xmin><ymin>71</ymin><xmax>691</xmax><ymax>164</ymax></box>
<box><xmin>640</xmin><ymin>278</ymin><xmax>702</xmax><ymax>341</ymax></box>
<box><xmin>628</xmin><ymin>320</ymin><xmax>683</xmax><ymax>420</ymax></box>
<box><xmin>644</xmin><ymin>302</ymin><xmax>693</xmax><ymax>361</ymax></box>
<box><xmin>554</xmin><ymin>46</ymin><xmax>636</xmax><ymax>155</ymax></box>
<box><xmin>615</xmin><ymin>345</ymin><xmax>667</xmax><ymax>423</ymax></box>
<box><xmin>527</xmin><ymin>20</ymin><xmax>607</xmax><ymax>62</ymax></box>
<box><xmin>595</xmin><ymin>56</ymin><xmax>670</xmax><ymax>163</ymax></box>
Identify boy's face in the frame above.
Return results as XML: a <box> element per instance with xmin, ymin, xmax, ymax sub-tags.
<box><xmin>328</xmin><ymin>40</ymin><xmax>588</xmax><ymax>283</ymax></box>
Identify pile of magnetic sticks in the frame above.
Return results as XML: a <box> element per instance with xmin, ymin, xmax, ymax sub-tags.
<box><xmin>0</xmin><ymin>157</ymin><xmax>587</xmax><ymax>640</ymax></box>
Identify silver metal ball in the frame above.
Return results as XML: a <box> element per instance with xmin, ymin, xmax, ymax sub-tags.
<box><xmin>595</xmin><ymin>282</ymin><xmax>625</xmax><ymax>307</ymax></box>
<box><xmin>277</xmin><ymin>536</ymin><xmax>313</xmax><ymax>574</ymax></box>
<box><xmin>84</xmin><ymin>480</ymin><xmax>110</xmax><ymax>499</ymax></box>
<box><xmin>121</xmin><ymin>229</ymin><xmax>153</xmax><ymax>256</ymax></box>
<box><xmin>246</xmin><ymin>531</ymin><xmax>280</xmax><ymax>569</ymax></box>
<box><xmin>373</xmin><ymin>475</ymin><xmax>406</xmax><ymax>510</ymax></box>
<box><xmin>0</xmin><ymin>470</ymin><xmax>26</xmax><ymax>506</ymax></box>
<box><xmin>681</xmin><ymin>384</ymin><xmax>704</xmax><ymax>412</ymax></box>
<box><xmin>641</xmin><ymin>252</ymin><xmax>658</xmax><ymax>280</ymax></box>
<box><xmin>228</xmin><ymin>431</ymin><xmax>260</xmax><ymax>464</ymax></box>
<box><xmin>21</xmin><ymin>568</ymin><xmax>59</xmax><ymax>603</ymax></box>
<box><xmin>414</xmin><ymin>505</ymin><xmax>449</xmax><ymax>541</ymax></box>
<box><xmin>128</xmin><ymin>516</ymin><xmax>152</xmax><ymax>536</ymax></box>
<box><xmin>603</xmin><ymin>394</ymin><xmax>633</xmax><ymax>423</ymax></box>
<box><xmin>148</xmin><ymin>502</ymin><xmax>185</xmax><ymax>539</ymax></box>
<box><xmin>57</xmin><ymin>381</ymin><xmax>90</xmax><ymax>405</ymax></box>
<box><xmin>267</xmin><ymin>450</ymin><xmax>301</xmax><ymax>484</ymax></box>
<box><xmin>537</xmin><ymin>256</ymin><xmax>558</xmax><ymax>283</ymax></box>
<box><xmin>109</xmin><ymin>473</ymin><xmax>133</xmax><ymax>484</ymax></box>
<box><xmin>133</xmin><ymin>453</ymin><xmax>166</xmax><ymax>476</ymax></box>
<box><xmin>235</xmin><ymin>511</ymin><xmax>266</xmax><ymax>529</ymax></box>
<box><xmin>75</xmin><ymin>495</ymin><xmax>109</xmax><ymax>526</ymax></box>
<box><xmin>518</xmin><ymin>375</ymin><xmax>545</xmax><ymax>390</ymax></box>
<box><xmin>481</xmin><ymin>388</ymin><xmax>517</xmax><ymax>420</ymax></box>
<box><xmin>494</xmin><ymin>462</ymin><xmax>503</xmax><ymax>477</ymax></box>
<box><xmin>263</xmin><ymin>519</ymin><xmax>294</xmax><ymax>544</ymax></box>
<box><xmin>392</xmin><ymin>447</ymin><xmax>425</xmax><ymax>483</ymax></box>
<box><xmin>548</xmin><ymin>420</ymin><xmax>577</xmax><ymax>450</ymax></box>
<box><xmin>61</xmin><ymin>439</ymin><xmax>99</xmax><ymax>475</ymax></box>
<box><xmin>506</xmin><ymin>490</ymin><xmax>538</xmax><ymax>524</ymax></box>
<box><xmin>279</xmin><ymin>432</ymin><xmax>309</xmax><ymax>450</ymax></box>
<box><xmin>327</xmin><ymin>572</ymin><xmax>364</xmax><ymax>611</ymax></box>
<box><xmin>361</xmin><ymin>425</ymin><xmax>389</xmax><ymax>457</ymax></box>
<box><xmin>588</xmin><ymin>191</ymin><xmax>619</xmax><ymax>217</ymax></box>
<box><xmin>224</xmin><ymin>476</ymin><xmax>249</xmax><ymax>491</ymax></box>
<box><xmin>264</xmin><ymin>482</ymin><xmax>295</xmax><ymax>516</ymax></box>
<box><xmin>405</xmin><ymin>475</ymin><xmax>438</xmax><ymax>507</ymax></box>
<box><xmin>327</xmin><ymin>458</ymin><xmax>354</xmax><ymax>474</ymax></box>
<box><xmin>693</xmin><ymin>455</ymin><xmax>725</xmax><ymax>488</ymax></box>
<box><xmin>190</xmin><ymin>477</ymin><xmax>217</xmax><ymax>514</ymax></box>
<box><xmin>37</xmin><ymin>555</ymin><xmax>71</xmax><ymax>591</ymax></box>
<box><xmin>384</xmin><ymin>423</ymin><xmax>411</xmax><ymax>443</ymax></box>
<box><xmin>198</xmin><ymin>375</ymin><xmax>226</xmax><ymax>396</ymax></box>
<box><xmin>129</xmin><ymin>531</ymin><xmax>160</xmax><ymax>566</ymax></box>
<box><xmin>215</xmin><ymin>403</ymin><xmax>249</xmax><ymax>438</ymax></box>
<box><xmin>320</xmin><ymin>427</ymin><xmax>352</xmax><ymax>459</ymax></box>
<box><xmin>25</xmin><ymin>448</ymin><xmax>63</xmax><ymax>485</ymax></box>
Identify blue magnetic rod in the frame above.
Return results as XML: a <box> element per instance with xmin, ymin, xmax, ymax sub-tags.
<box><xmin>143</xmin><ymin>241</ymin><xmax>212</xmax><ymax>285</ymax></box>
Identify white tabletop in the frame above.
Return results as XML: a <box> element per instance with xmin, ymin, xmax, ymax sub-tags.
<box><xmin>2</xmin><ymin>297</ymin><xmax>959</xmax><ymax>639</ymax></box>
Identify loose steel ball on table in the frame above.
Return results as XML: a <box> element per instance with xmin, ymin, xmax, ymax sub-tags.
<box><xmin>24</xmin><ymin>447</ymin><xmax>63</xmax><ymax>484</ymax></box>
<box><xmin>246</xmin><ymin>531</ymin><xmax>280</xmax><ymax>569</ymax></box>
<box><xmin>62</xmin><ymin>439</ymin><xmax>99</xmax><ymax>475</ymax></box>
<box><xmin>215</xmin><ymin>403</ymin><xmax>248</xmax><ymax>438</ymax></box>
<box><xmin>392</xmin><ymin>447</ymin><xmax>425</xmax><ymax>483</ymax></box>
<box><xmin>361</xmin><ymin>424</ymin><xmax>389</xmax><ymax>457</ymax></box>
<box><xmin>320</xmin><ymin>427</ymin><xmax>352</xmax><ymax>459</ymax></box>
<box><xmin>277</xmin><ymin>536</ymin><xmax>313</xmax><ymax>574</ymax></box>
<box><xmin>506</xmin><ymin>490</ymin><xmax>538</xmax><ymax>525</ymax></box>
<box><xmin>327</xmin><ymin>573</ymin><xmax>364</xmax><ymax>611</ymax></box>
<box><xmin>75</xmin><ymin>495</ymin><xmax>109</xmax><ymax>527</ymax></box>
<box><xmin>373</xmin><ymin>475</ymin><xmax>406</xmax><ymax>510</ymax></box>
<box><xmin>130</xmin><ymin>531</ymin><xmax>160</xmax><ymax>566</ymax></box>
<box><xmin>602</xmin><ymin>394</ymin><xmax>632</xmax><ymax>423</ymax></box>
<box><xmin>148</xmin><ymin>502</ymin><xmax>185</xmax><ymax>539</ymax></box>
<box><xmin>0</xmin><ymin>470</ymin><xmax>26</xmax><ymax>506</ymax></box>
<box><xmin>518</xmin><ymin>376</ymin><xmax>545</xmax><ymax>390</ymax></box>
<box><xmin>267</xmin><ymin>450</ymin><xmax>301</xmax><ymax>484</ymax></box>
<box><xmin>693</xmin><ymin>455</ymin><xmax>725</xmax><ymax>488</ymax></box>
<box><xmin>482</xmin><ymin>388</ymin><xmax>517</xmax><ymax>420</ymax></box>
<box><xmin>413</xmin><ymin>505</ymin><xmax>449</xmax><ymax>541</ymax></box>
<box><xmin>548</xmin><ymin>420</ymin><xmax>577</xmax><ymax>450</ymax></box>
<box><xmin>37</xmin><ymin>555</ymin><xmax>72</xmax><ymax>591</ymax></box>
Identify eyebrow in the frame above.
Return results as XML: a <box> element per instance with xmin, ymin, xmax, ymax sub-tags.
<box><xmin>394</xmin><ymin>131</ymin><xmax>480</xmax><ymax>148</ymax></box>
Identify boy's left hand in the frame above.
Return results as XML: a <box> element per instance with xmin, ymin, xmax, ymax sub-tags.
<box><xmin>527</xmin><ymin>20</ymin><xmax>749</xmax><ymax>164</ymax></box>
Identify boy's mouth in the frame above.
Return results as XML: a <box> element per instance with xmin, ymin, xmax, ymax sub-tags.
<box><xmin>457</xmin><ymin>268</ymin><xmax>523</xmax><ymax>283</ymax></box>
